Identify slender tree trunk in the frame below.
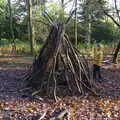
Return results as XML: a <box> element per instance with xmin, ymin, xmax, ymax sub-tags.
<box><xmin>87</xmin><ymin>14</ymin><xmax>91</xmax><ymax>44</ymax></box>
<box><xmin>27</xmin><ymin>0</ymin><xmax>34</xmax><ymax>55</ymax></box>
<box><xmin>8</xmin><ymin>0</ymin><xmax>16</xmax><ymax>54</ymax></box>
<box><xmin>60</xmin><ymin>0</ymin><xmax>64</xmax><ymax>22</ymax></box>
<box><xmin>0</xmin><ymin>27</ymin><xmax>1</xmax><ymax>46</ymax></box>
<box><xmin>40</xmin><ymin>0</ymin><xmax>46</xmax><ymax>38</ymax></box>
<box><xmin>0</xmin><ymin>32</ymin><xmax>1</xmax><ymax>55</ymax></box>
<box><xmin>75</xmin><ymin>0</ymin><xmax>78</xmax><ymax>47</ymax></box>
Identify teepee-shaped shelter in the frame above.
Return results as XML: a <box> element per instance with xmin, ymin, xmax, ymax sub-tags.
<box><xmin>25</xmin><ymin>11</ymin><xmax>97</xmax><ymax>100</ymax></box>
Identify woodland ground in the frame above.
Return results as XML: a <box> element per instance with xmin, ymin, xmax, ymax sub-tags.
<box><xmin>0</xmin><ymin>55</ymin><xmax>119</xmax><ymax>120</ymax></box>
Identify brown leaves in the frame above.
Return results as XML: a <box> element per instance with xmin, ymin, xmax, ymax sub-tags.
<box><xmin>0</xmin><ymin>56</ymin><xmax>120</xmax><ymax>119</ymax></box>
<box><xmin>66</xmin><ymin>97</ymin><xmax>120</xmax><ymax>120</ymax></box>
<box><xmin>0</xmin><ymin>91</ymin><xmax>119</xmax><ymax>120</ymax></box>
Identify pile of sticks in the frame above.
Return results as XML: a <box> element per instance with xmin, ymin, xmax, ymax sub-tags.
<box><xmin>25</xmin><ymin>22</ymin><xmax>97</xmax><ymax>100</ymax></box>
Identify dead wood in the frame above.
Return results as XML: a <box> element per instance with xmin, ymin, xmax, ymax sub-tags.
<box><xmin>25</xmin><ymin>22</ymin><xmax>98</xmax><ymax>100</ymax></box>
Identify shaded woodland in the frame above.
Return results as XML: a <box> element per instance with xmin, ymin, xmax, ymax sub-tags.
<box><xmin>0</xmin><ymin>0</ymin><xmax>120</xmax><ymax>119</ymax></box>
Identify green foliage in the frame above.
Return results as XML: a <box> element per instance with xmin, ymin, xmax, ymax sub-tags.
<box><xmin>92</xmin><ymin>21</ymin><xmax>120</xmax><ymax>43</ymax></box>
<box><xmin>77</xmin><ymin>0</ymin><xmax>107</xmax><ymax>42</ymax></box>
<box><xmin>66</xmin><ymin>19</ymin><xmax>86</xmax><ymax>44</ymax></box>
<box><xmin>81</xmin><ymin>0</ymin><xmax>106</xmax><ymax>22</ymax></box>
<box><xmin>66</xmin><ymin>18</ymin><xmax>120</xmax><ymax>44</ymax></box>
<box><xmin>0</xmin><ymin>0</ymin><xmax>120</xmax><ymax>54</ymax></box>
<box><xmin>0</xmin><ymin>38</ymin><xmax>43</xmax><ymax>54</ymax></box>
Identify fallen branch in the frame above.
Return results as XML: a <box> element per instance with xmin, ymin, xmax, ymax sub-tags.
<box><xmin>50</xmin><ymin>108</ymin><xmax>68</xmax><ymax>120</ymax></box>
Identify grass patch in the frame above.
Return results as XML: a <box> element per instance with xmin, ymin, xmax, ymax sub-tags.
<box><xmin>0</xmin><ymin>39</ymin><xmax>43</xmax><ymax>55</ymax></box>
<box><xmin>0</xmin><ymin>56</ymin><xmax>33</xmax><ymax>67</ymax></box>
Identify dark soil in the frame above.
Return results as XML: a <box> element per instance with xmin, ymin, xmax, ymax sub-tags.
<box><xmin>0</xmin><ymin>56</ymin><xmax>119</xmax><ymax>120</ymax></box>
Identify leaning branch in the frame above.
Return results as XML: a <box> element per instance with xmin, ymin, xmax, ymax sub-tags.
<box><xmin>65</xmin><ymin>8</ymin><xmax>77</xmax><ymax>25</ymax></box>
<box><xmin>104</xmin><ymin>11</ymin><xmax>120</xmax><ymax>28</ymax></box>
<box><xmin>114</xmin><ymin>0</ymin><xmax>120</xmax><ymax>22</ymax></box>
<box><xmin>98</xmin><ymin>0</ymin><xmax>120</xmax><ymax>28</ymax></box>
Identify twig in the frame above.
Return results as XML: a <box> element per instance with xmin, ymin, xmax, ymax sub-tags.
<box><xmin>39</xmin><ymin>110</ymin><xmax>47</xmax><ymax>120</ymax></box>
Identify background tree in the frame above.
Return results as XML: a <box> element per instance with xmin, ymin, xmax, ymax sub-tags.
<box><xmin>27</xmin><ymin>0</ymin><xmax>34</xmax><ymax>55</ymax></box>
<box><xmin>78</xmin><ymin>0</ymin><xmax>106</xmax><ymax>43</ymax></box>
<box><xmin>0</xmin><ymin>0</ymin><xmax>7</xmax><ymax>45</ymax></box>
<box><xmin>8</xmin><ymin>0</ymin><xmax>16</xmax><ymax>53</ymax></box>
<box><xmin>75</xmin><ymin>0</ymin><xmax>78</xmax><ymax>47</ymax></box>
<box><xmin>1</xmin><ymin>0</ymin><xmax>120</xmax><ymax>56</ymax></box>
<box><xmin>99</xmin><ymin>0</ymin><xmax>120</xmax><ymax>63</ymax></box>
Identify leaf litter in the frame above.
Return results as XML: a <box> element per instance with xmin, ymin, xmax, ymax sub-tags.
<box><xmin>0</xmin><ymin>57</ymin><xmax>119</xmax><ymax>120</ymax></box>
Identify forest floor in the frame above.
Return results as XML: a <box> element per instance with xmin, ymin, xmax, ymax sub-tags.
<box><xmin>0</xmin><ymin>56</ymin><xmax>119</xmax><ymax>120</ymax></box>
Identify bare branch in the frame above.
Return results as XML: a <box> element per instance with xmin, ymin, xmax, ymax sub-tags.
<box><xmin>64</xmin><ymin>0</ymin><xmax>73</xmax><ymax>6</ymax></box>
<box><xmin>42</xmin><ymin>11</ymin><xmax>54</xmax><ymax>26</ymax></box>
<box><xmin>98</xmin><ymin>0</ymin><xmax>120</xmax><ymax>28</ymax></box>
<box><xmin>114</xmin><ymin>0</ymin><xmax>120</xmax><ymax>22</ymax></box>
<box><xmin>65</xmin><ymin>8</ymin><xmax>77</xmax><ymax>25</ymax></box>
<box><xmin>104</xmin><ymin>11</ymin><xmax>120</xmax><ymax>28</ymax></box>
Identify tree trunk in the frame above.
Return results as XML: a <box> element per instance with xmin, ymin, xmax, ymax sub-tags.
<box><xmin>112</xmin><ymin>40</ymin><xmax>120</xmax><ymax>63</ymax></box>
<box><xmin>0</xmin><ymin>33</ymin><xmax>1</xmax><ymax>55</ymax></box>
<box><xmin>8</xmin><ymin>0</ymin><xmax>16</xmax><ymax>54</ymax></box>
<box><xmin>0</xmin><ymin>27</ymin><xmax>1</xmax><ymax>46</ymax></box>
<box><xmin>75</xmin><ymin>0</ymin><xmax>78</xmax><ymax>47</ymax></box>
<box><xmin>60</xmin><ymin>0</ymin><xmax>65</xmax><ymax>22</ymax></box>
<box><xmin>87</xmin><ymin>14</ymin><xmax>91</xmax><ymax>44</ymax></box>
<box><xmin>27</xmin><ymin>0</ymin><xmax>34</xmax><ymax>55</ymax></box>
